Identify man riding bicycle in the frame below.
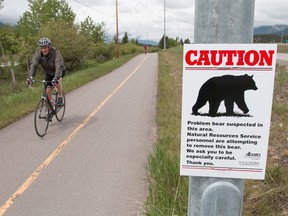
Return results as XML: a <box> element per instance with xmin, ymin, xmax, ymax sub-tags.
<box><xmin>27</xmin><ymin>37</ymin><xmax>65</xmax><ymax>106</ymax></box>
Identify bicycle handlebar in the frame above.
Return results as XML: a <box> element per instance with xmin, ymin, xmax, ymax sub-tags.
<box><xmin>32</xmin><ymin>80</ymin><xmax>53</xmax><ymax>84</ymax></box>
<box><xmin>27</xmin><ymin>80</ymin><xmax>52</xmax><ymax>88</ymax></box>
<box><xmin>27</xmin><ymin>79</ymin><xmax>57</xmax><ymax>87</ymax></box>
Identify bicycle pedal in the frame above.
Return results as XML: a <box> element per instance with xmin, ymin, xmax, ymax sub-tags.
<box><xmin>48</xmin><ymin>113</ymin><xmax>53</xmax><ymax>122</ymax></box>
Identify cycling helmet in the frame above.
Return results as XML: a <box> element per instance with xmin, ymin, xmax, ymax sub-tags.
<box><xmin>38</xmin><ymin>38</ymin><xmax>51</xmax><ymax>47</ymax></box>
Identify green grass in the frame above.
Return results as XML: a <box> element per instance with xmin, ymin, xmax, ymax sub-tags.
<box><xmin>0</xmin><ymin>54</ymin><xmax>137</xmax><ymax>129</ymax></box>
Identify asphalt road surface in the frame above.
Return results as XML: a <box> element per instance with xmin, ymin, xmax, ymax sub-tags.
<box><xmin>277</xmin><ymin>53</ymin><xmax>288</xmax><ymax>65</ymax></box>
<box><xmin>0</xmin><ymin>53</ymin><xmax>158</xmax><ymax>216</ymax></box>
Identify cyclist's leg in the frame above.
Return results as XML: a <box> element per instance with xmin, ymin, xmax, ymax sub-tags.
<box><xmin>55</xmin><ymin>69</ymin><xmax>65</xmax><ymax>97</ymax></box>
<box><xmin>55</xmin><ymin>69</ymin><xmax>65</xmax><ymax>106</ymax></box>
<box><xmin>55</xmin><ymin>78</ymin><xmax>63</xmax><ymax>96</ymax></box>
<box><xmin>45</xmin><ymin>73</ymin><xmax>54</xmax><ymax>99</ymax></box>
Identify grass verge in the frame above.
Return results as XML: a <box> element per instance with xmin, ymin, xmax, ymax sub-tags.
<box><xmin>0</xmin><ymin>54</ymin><xmax>137</xmax><ymax>129</ymax></box>
<box><xmin>146</xmin><ymin>47</ymin><xmax>288</xmax><ymax>215</ymax></box>
<box><xmin>146</xmin><ymin>47</ymin><xmax>189</xmax><ymax>215</ymax></box>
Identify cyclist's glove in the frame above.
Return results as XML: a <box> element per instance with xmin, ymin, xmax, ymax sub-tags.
<box><xmin>26</xmin><ymin>77</ymin><xmax>33</xmax><ymax>86</ymax></box>
<box><xmin>52</xmin><ymin>77</ymin><xmax>58</xmax><ymax>85</ymax></box>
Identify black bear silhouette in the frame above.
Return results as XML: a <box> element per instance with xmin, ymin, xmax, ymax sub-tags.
<box><xmin>192</xmin><ymin>74</ymin><xmax>258</xmax><ymax>117</ymax></box>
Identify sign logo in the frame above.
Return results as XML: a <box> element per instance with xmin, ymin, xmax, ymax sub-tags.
<box><xmin>245</xmin><ymin>152</ymin><xmax>261</xmax><ymax>160</ymax></box>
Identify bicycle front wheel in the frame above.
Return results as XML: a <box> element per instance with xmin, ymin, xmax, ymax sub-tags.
<box><xmin>34</xmin><ymin>98</ymin><xmax>49</xmax><ymax>137</ymax></box>
<box><xmin>55</xmin><ymin>93</ymin><xmax>66</xmax><ymax>122</ymax></box>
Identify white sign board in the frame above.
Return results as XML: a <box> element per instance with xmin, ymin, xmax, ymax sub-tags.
<box><xmin>180</xmin><ymin>44</ymin><xmax>277</xmax><ymax>179</ymax></box>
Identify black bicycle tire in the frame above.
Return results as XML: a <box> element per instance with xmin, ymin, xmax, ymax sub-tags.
<box><xmin>55</xmin><ymin>93</ymin><xmax>66</xmax><ymax>122</ymax></box>
<box><xmin>34</xmin><ymin>98</ymin><xmax>49</xmax><ymax>137</ymax></box>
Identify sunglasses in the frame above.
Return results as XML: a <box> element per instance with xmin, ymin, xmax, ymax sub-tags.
<box><xmin>40</xmin><ymin>46</ymin><xmax>49</xmax><ymax>50</ymax></box>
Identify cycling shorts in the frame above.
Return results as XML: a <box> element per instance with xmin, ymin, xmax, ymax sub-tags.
<box><xmin>45</xmin><ymin>70</ymin><xmax>65</xmax><ymax>87</ymax></box>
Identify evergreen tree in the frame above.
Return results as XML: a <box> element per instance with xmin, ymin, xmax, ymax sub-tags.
<box><xmin>158</xmin><ymin>35</ymin><xmax>169</xmax><ymax>49</ymax></box>
<box><xmin>184</xmin><ymin>38</ymin><xmax>191</xmax><ymax>44</ymax></box>
<box><xmin>122</xmin><ymin>32</ymin><xmax>129</xmax><ymax>44</ymax></box>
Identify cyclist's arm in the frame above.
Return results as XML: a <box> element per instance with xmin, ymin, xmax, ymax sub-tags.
<box><xmin>54</xmin><ymin>48</ymin><xmax>65</xmax><ymax>79</ymax></box>
<box><xmin>29</xmin><ymin>51</ymin><xmax>41</xmax><ymax>78</ymax></box>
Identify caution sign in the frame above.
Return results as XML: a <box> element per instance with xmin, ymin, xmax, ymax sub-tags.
<box><xmin>180</xmin><ymin>44</ymin><xmax>277</xmax><ymax>179</ymax></box>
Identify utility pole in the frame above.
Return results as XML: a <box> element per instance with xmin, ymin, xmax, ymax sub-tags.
<box><xmin>0</xmin><ymin>41</ymin><xmax>4</xmax><ymax>59</ymax></box>
<box><xmin>115</xmin><ymin>0</ymin><xmax>120</xmax><ymax>58</ymax></box>
<box><xmin>163</xmin><ymin>0</ymin><xmax>166</xmax><ymax>50</ymax></box>
<box><xmin>188</xmin><ymin>1</ymin><xmax>255</xmax><ymax>215</ymax></box>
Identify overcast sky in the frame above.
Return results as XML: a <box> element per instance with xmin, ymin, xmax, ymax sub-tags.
<box><xmin>0</xmin><ymin>0</ymin><xmax>288</xmax><ymax>42</ymax></box>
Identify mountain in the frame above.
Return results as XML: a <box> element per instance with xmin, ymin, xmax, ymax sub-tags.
<box><xmin>103</xmin><ymin>35</ymin><xmax>159</xmax><ymax>46</ymax></box>
<box><xmin>137</xmin><ymin>39</ymin><xmax>158</xmax><ymax>46</ymax></box>
<box><xmin>254</xmin><ymin>25</ymin><xmax>288</xmax><ymax>35</ymax></box>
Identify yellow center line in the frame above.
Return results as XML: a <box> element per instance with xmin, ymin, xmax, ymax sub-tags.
<box><xmin>0</xmin><ymin>55</ymin><xmax>149</xmax><ymax>215</ymax></box>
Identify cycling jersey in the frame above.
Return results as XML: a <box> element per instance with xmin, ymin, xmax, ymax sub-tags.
<box><xmin>29</xmin><ymin>47</ymin><xmax>65</xmax><ymax>79</ymax></box>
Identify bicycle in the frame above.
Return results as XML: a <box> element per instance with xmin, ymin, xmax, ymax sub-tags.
<box><xmin>32</xmin><ymin>80</ymin><xmax>66</xmax><ymax>137</ymax></box>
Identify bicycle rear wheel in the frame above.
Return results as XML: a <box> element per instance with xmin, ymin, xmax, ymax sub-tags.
<box><xmin>34</xmin><ymin>98</ymin><xmax>49</xmax><ymax>137</ymax></box>
<box><xmin>55</xmin><ymin>93</ymin><xmax>66</xmax><ymax>122</ymax></box>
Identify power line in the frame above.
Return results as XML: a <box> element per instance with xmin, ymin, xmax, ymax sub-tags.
<box><xmin>69</xmin><ymin>0</ymin><xmax>114</xmax><ymax>18</ymax></box>
<box><xmin>69</xmin><ymin>0</ymin><xmax>160</xmax><ymax>41</ymax></box>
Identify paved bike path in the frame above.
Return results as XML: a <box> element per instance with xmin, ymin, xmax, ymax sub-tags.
<box><xmin>277</xmin><ymin>53</ymin><xmax>288</xmax><ymax>65</ymax></box>
<box><xmin>0</xmin><ymin>53</ymin><xmax>158</xmax><ymax>215</ymax></box>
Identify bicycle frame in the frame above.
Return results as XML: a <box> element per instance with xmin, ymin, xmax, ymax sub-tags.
<box><xmin>38</xmin><ymin>80</ymin><xmax>57</xmax><ymax>115</ymax></box>
<box><xmin>32</xmin><ymin>79</ymin><xmax>65</xmax><ymax>137</ymax></box>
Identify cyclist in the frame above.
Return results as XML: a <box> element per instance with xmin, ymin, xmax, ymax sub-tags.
<box><xmin>144</xmin><ymin>44</ymin><xmax>148</xmax><ymax>54</ymax></box>
<box><xmin>27</xmin><ymin>37</ymin><xmax>65</xmax><ymax>106</ymax></box>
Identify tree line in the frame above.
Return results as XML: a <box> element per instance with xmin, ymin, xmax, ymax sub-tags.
<box><xmin>0</xmin><ymin>0</ymin><xmax>112</xmax><ymax>74</ymax></box>
<box><xmin>0</xmin><ymin>0</ymin><xmax>190</xmax><ymax>79</ymax></box>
